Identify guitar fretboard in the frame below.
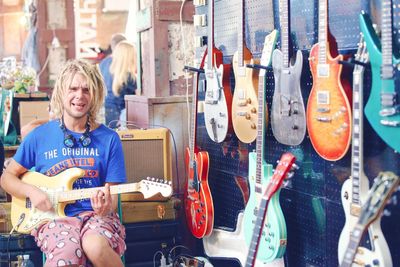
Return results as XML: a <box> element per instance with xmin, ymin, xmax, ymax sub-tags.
<box><xmin>280</xmin><ymin>0</ymin><xmax>291</xmax><ymax>68</ymax></box>
<box><xmin>206</xmin><ymin>0</ymin><xmax>214</xmax><ymax>70</ymax></box>
<box><xmin>255</xmin><ymin>70</ymin><xmax>266</xmax><ymax>194</ymax></box>
<box><xmin>58</xmin><ymin>183</ymin><xmax>141</xmax><ymax>202</ymax></box>
<box><xmin>244</xmin><ymin>197</ymin><xmax>270</xmax><ymax>267</ymax></box>
<box><xmin>318</xmin><ymin>0</ymin><xmax>328</xmax><ymax>64</ymax></box>
<box><xmin>341</xmin><ymin>224</ymin><xmax>365</xmax><ymax>267</ymax></box>
<box><xmin>237</xmin><ymin>0</ymin><xmax>244</xmax><ymax>69</ymax></box>
<box><xmin>381</xmin><ymin>0</ymin><xmax>394</xmax><ymax>79</ymax></box>
<box><xmin>351</xmin><ymin>56</ymin><xmax>366</xmax><ymax>206</ymax></box>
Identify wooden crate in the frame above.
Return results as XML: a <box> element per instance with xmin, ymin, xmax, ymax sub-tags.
<box><xmin>0</xmin><ymin>202</ymin><xmax>11</xmax><ymax>233</ymax></box>
<box><xmin>121</xmin><ymin>198</ymin><xmax>181</xmax><ymax>224</ymax></box>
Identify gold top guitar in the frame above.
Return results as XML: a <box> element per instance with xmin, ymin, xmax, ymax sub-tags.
<box><xmin>231</xmin><ymin>0</ymin><xmax>260</xmax><ymax>144</ymax></box>
<box><xmin>11</xmin><ymin>168</ymin><xmax>172</xmax><ymax>234</ymax></box>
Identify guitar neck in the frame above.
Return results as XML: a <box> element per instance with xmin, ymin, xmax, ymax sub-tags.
<box><xmin>244</xmin><ymin>197</ymin><xmax>270</xmax><ymax>267</ymax></box>
<box><xmin>58</xmin><ymin>183</ymin><xmax>139</xmax><ymax>202</ymax></box>
<box><xmin>318</xmin><ymin>0</ymin><xmax>328</xmax><ymax>64</ymax></box>
<box><xmin>381</xmin><ymin>0</ymin><xmax>394</xmax><ymax>79</ymax></box>
<box><xmin>341</xmin><ymin>224</ymin><xmax>365</xmax><ymax>267</ymax></box>
<box><xmin>255</xmin><ymin>71</ymin><xmax>266</xmax><ymax>193</ymax></box>
<box><xmin>237</xmin><ymin>0</ymin><xmax>244</xmax><ymax>68</ymax></box>
<box><xmin>280</xmin><ymin>0</ymin><xmax>291</xmax><ymax>68</ymax></box>
<box><xmin>351</xmin><ymin>68</ymin><xmax>365</xmax><ymax>207</ymax></box>
<box><xmin>189</xmin><ymin>71</ymin><xmax>199</xmax><ymax>159</ymax></box>
<box><xmin>207</xmin><ymin>0</ymin><xmax>214</xmax><ymax>70</ymax></box>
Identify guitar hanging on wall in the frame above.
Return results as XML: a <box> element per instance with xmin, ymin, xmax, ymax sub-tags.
<box><xmin>243</xmin><ymin>31</ymin><xmax>289</xmax><ymax>263</ymax></box>
<box><xmin>271</xmin><ymin>0</ymin><xmax>306</xmax><ymax>146</ymax></box>
<box><xmin>340</xmin><ymin>172</ymin><xmax>399</xmax><ymax>267</ymax></box>
<box><xmin>306</xmin><ymin>0</ymin><xmax>352</xmax><ymax>161</ymax></box>
<box><xmin>231</xmin><ymin>0</ymin><xmax>261</xmax><ymax>144</ymax></box>
<box><xmin>203</xmin><ymin>0</ymin><xmax>233</xmax><ymax>143</ymax></box>
<box><xmin>359</xmin><ymin>0</ymin><xmax>400</xmax><ymax>152</ymax></box>
<box><xmin>244</xmin><ymin>153</ymin><xmax>296</xmax><ymax>267</ymax></box>
<box><xmin>184</xmin><ymin>55</ymin><xmax>214</xmax><ymax>239</ymax></box>
<box><xmin>337</xmin><ymin>34</ymin><xmax>393</xmax><ymax>267</ymax></box>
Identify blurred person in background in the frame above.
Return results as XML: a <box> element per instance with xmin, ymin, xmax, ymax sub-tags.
<box><xmin>99</xmin><ymin>34</ymin><xmax>137</xmax><ymax>127</ymax></box>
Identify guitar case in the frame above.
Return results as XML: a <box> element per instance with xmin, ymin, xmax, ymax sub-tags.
<box><xmin>121</xmin><ymin>197</ymin><xmax>180</xmax><ymax>224</ymax></box>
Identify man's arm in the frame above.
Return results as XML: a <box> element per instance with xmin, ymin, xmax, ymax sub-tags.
<box><xmin>0</xmin><ymin>159</ymin><xmax>53</xmax><ymax>211</ymax></box>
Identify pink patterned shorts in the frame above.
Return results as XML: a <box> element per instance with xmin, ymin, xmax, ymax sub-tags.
<box><xmin>31</xmin><ymin>211</ymin><xmax>126</xmax><ymax>267</ymax></box>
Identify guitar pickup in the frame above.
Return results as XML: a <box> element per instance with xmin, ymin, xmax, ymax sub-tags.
<box><xmin>236</xmin><ymin>111</ymin><xmax>247</xmax><ymax>116</ymax></box>
<box><xmin>380</xmin><ymin>119</ymin><xmax>400</xmax><ymax>127</ymax></box>
<box><xmin>316</xmin><ymin>117</ymin><xmax>332</xmax><ymax>122</ymax></box>
<box><xmin>379</xmin><ymin>105</ymin><xmax>400</xmax><ymax>117</ymax></box>
<box><xmin>238</xmin><ymin>100</ymin><xmax>248</xmax><ymax>106</ymax></box>
<box><xmin>381</xmin><ymin>92</ymin><xmax>397</xmax><ymax>107</ymax></box>
<box><xmin>317</xmin><ymin>107</ymin><xmax>330</xmax><ymax>113</ymax></box>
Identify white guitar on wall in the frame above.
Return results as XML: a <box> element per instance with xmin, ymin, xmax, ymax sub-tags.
<box><xmin>337</xmin><ymin>34</ymin><xmax>393</xmax><ymax>267</ymax></box>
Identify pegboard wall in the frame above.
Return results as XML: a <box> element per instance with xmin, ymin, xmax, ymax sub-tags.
<box><xmin>192</xmin><ymin>0</ymin><xmax>400</xmax><ymax>266</ymax></box>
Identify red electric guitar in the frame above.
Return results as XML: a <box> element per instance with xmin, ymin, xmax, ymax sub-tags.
<box><xmin>306</xmin><ymin>0</ymin><xmax>352</xmax><ymax>161</ymax></box>
<box><xmin>203</xmin><ymin>0</ymin><xmax>233</xmax><ymax>143</ymax></box>
<box><xmin>184</xmin><ymin>56</ymin><xmax>214</xmax><ymax>238</ymax></box>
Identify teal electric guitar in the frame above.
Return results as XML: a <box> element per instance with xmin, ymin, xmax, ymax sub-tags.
<box><xmin>359</xmin><ymin>2</ymin><xmax>400</xmax><ymax>151</ymax></box>
<box><xmin>244</xmin><ymin>153</ymin><xmax>296</xmax><ymax>267</ymax></box>
<box><xmin>242</xmin><ymin>36</ymin><xmax>291</xmax><ymax>262</ymax></box>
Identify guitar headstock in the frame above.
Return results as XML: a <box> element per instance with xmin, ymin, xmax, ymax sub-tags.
<box><xmin>358</xmin><ymin>172</ymin><xmax>399</xmax><ymax>227</ymax></box>
<box><xmin>353</xmin><ymin>33</ymin><xmax>369</xmax><ymax>74</ymax></box>
<box><xmin>265</xmin><ymin>152</ymin><xmax>297</xmax><ymax>199</ymax></box>
<box><xmin>139</xmin><ymin>178</ymin><xmax>172</xmax><ymax>198</ymax></box>
<box><xmin>259</xmin><ymin>29</ymin><xmax>279</xmax><ymax>76</ymax></box>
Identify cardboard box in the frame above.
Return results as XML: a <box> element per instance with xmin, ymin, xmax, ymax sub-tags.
<box><xmin>19</xmin><ymin>101</ymin><xmax>49</xmax><ymax>129</ymax></box>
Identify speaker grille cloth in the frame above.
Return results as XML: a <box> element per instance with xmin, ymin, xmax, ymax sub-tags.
<box><xmin>122</xmin><ymin>139</ymin><xmax>164</xmax><ymax>182</ymax></box>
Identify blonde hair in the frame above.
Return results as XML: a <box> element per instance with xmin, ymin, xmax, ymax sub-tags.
<box><xmin>110</xmin><ymin>41</ymin><xmax>137</xmax><ymax>97</ymax></box>
<box><xmin>50</xmin><ymin>59</ymin><xmax>106</xmax><ymax>126</ymax></box>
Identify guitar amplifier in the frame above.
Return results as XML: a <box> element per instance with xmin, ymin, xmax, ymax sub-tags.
<box><xmin>117</xmin><ymin>128</ymin><xmax>172</xmax><ymax>201</ymax></box>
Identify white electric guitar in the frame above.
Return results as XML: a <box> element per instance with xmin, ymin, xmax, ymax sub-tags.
<box><xmin>203</xmin><ymin>0</ymin><xmax>233</xmax><ymax>143</ymax></box>
<box><xmin>338</xmin><ymin>35</ymin><xmax>392</xmax><ymax>267</ymax></box>
<box><xmin>11</xmin><ymin>168</ymin><xmax>172</xmax><ymax>234</ymax></box>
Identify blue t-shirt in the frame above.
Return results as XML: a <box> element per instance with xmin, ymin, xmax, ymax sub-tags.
<box><xmin>14</xmin><ymin>120</ymin><xmax>127</xmax><ymax>216</ymax></box>
<box><xmin>99</xmin><ymin>56</ymin><xmax>136</xmax><ymax>112</ymax></box>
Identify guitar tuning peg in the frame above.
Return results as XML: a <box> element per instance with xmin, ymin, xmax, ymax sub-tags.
<box><xmin>282</xmin><ymin>179</ymin><xmax>292</xmax><ymax>188</ymax></box>
<box><xmin>292</xmin><ymin>163</ymin><xmax>299</xmax><ymax>170</ymax></box>
<box><xmin>287</xmin><ymin>171</ymin><xmax>295</xmax><ymax>179</ymax></box>
<box><xmin>146</xmin><ymin>177</ymin><xmax>150</xmax><ymax>180</ymax></box>
<box><xmin>168</xmin><ymin>181</ymin><xmax>172</xmax><ymax>185</ymax></box>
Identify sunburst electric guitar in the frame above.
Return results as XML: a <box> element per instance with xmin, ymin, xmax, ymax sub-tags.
<box><xmin>243</xmin><ymin>35</ymin><xmax>293</xmax><ymax>262</ymax></box>
<box><xmin>359</xmin><ymin>2</ymin><xmax>400</xmax><ymax>152</ymax></box>
<box><xmin>245</xmin><ymin>153</ymin><xmax>296</xmax><ymax>267</ymax></box>
<box><xmin>203</xmin><ymin>0</ymin><xmax>233</xmax><ymax>143</ymax></box>
<box><xmin>231</xmin><ymin>0</ymin><xmax>277</xmax><ymax>144</ymax></box>
<box><xmin>184</xmin><ymin>54</ymin><xmax>214</xmax><ymax>238</ymax></box>
<box><xmin>338</xmin><ymin>35</ymin><xmax>393</xmax><ymax>267</ymax></box>
<box><xmin>271</xmin><ymin>0</ymin><xmax>306</xmax><ymax>146</ymax></box>
<box><xmin>307</xmin><ymin>0</ymin><xmax>352</xmax><ymax>161</ymax></box>
<box><xmin>340</xmin><ymin>172</ymin><xmax>399</xmax><ymax>267</ymax></box>
<box><xmin>11</xmin><ymin>168</ymin><xmax>172</xmax><ymax>234</ymax></box>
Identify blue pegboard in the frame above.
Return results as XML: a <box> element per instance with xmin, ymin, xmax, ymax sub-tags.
<box><xmin>193</xmin><ymin>0</ymin><xmax>400</xmax><ymax>266</ymax></box>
